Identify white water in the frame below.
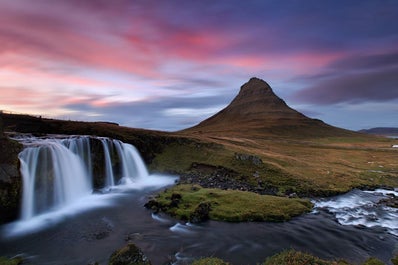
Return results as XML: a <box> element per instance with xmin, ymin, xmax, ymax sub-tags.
<box><xmin>7</xmin><ymin>135</ymin><xmax>177</xmax><ymax>236</ymax></box>
<box><xmin>19</xmin><ymin>140</ymin><xmax>92</xmax><ymax>220</ymax></box>
<box><xmin>313</xmin><ymin>189</ymin><xmax>398</xmax><ymax>236</ymax></box>
<box><xmin>100</xmin><ymin>138</ymin><xmax>115</xmax><ymax>187</ymax></box>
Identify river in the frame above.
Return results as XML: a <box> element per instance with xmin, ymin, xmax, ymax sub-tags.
<box><xmin>0</xmin><ymin>186</ymin><xmax>397</xmax><ymax>265</ymax></box>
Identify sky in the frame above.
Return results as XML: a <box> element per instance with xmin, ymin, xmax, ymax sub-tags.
<box><xmin>0</xmin><ymin>0</ymin><xmax>397</xmax><ymax>131</ymax></box>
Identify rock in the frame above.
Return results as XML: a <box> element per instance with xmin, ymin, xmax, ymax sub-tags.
<box><xmin>378</xmin><ymin>196</ymin><xmax>398</xmax><ymax>208</ymax></box>
<box><xmin>235</xmin><ymin>153</ymin><xmax>263</xmax><ymax>166</ymax></box>
<box><xmin>109</xmin><ymin>243</ymin><xmax>151</xmax><ymax>265</ymax></box>
<box><xmin>170</xmin><ymin>193</ymin><xmax>182</xmax><ymax>207</ymax></box>
<box><xmin>125</xmin><ymin>232</ymin><xmax>143</xmax><ymax>242</ymax></box>
<box><xmin>189</xmin><ymin>202</ymin><xmax>211</xmax><ymax>223</ymax></box>
<box><xmin>144</xmin><ymin>199</ymin><xmax>160</xmax><ymax>212</ymax></box>
<box><xmin>0</xmin><ymin>137</ymin><xmax>23</xmax><ymax>224</ymax></box>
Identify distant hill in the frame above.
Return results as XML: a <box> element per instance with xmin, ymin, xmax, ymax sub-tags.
<box><xmin>183</xmin><ymin>77</ymin><xmax>358</xmax><ymax>138</ymax></box>
<box><xmin>359</xmin><ymin>127</ymin><xmax>398</xmax><ymax>136</ymax></box>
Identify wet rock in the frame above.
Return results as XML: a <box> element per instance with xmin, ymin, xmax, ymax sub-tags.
<box><xmin>144</xmin><ymin>199</ymin><xmax>160</xmax><ymax>212</ymax></box>
<box><xmin>109</xmin><ymin>243</ymin><xmax>151</xmax><ymax>265</ymax></box>
<box><xmin>170</xmin><ymin>193</ymin><xmax>182</xmax><ymax>207</ymax></box>
<box><xmin>125</xmin><ymin>232</ymin><xmax>143</xmax><ymax>242</ymax></box>
<box><xmin>81</xmin><ymin>217</ymin><xmax>114</xmax><ymax>241</ymax></box>
<box><xmin>378</xmin><ymin>196</ymin><xmax>398</xmax><ymax>208</ymax></box>
<box><xmin>189</xmin><ymin>202</ymin><xmax>211</xmax><ymax>223</ymax></box>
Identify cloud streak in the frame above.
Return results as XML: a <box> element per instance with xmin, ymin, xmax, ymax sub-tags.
<box><xmin>0</xmin><ymin>0</ymin><xmax>397</xmax><ymax>130</ymax></box>
<box><xmin>293</xmin><ymin>50</ymin><xmax>398</xmax><ymax>104</ymax></box>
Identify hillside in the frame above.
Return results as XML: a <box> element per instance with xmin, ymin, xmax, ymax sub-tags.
<box><xmin>1</xmin><ymin>78</ymin><xmax>398</xmax><ymax>198</ymax></box>
<box><xmin>183</xmin><ymin>77</ymin><xmax>357</xmax><ymax>138</ymax></box>
<box><xmin>359</xmin><ymin>127</ymin><xmax>398</xmax><ymax>137</ymax></box>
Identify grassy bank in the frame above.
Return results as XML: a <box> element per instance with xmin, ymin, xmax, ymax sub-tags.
<box><xmin>146</xmin><ymin>184</ymin><xmax>312</xmax><ymax>222</ymax></box>
<box><xmin>192</xmin><ymin>249</ymin><xmax>397</xmax><ymax>265</ymax></box>
<box><xmin>2</xmin><ymin>112</ymin><xmax>398</xmax><ymax>197</ymax></box>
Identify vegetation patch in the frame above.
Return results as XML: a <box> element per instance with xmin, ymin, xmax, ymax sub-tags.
<box><xmin>262</xmin><ymin>249</ymin><xmax>349</xmax><ymax>265</ymax></box>
<box><xmin>0</xmin><ymin>257</ymin><xmax>23</xmax><ymax>265</ymax></box>
<box><xmin>145</xmin><ymin>184</ymin><xmax>312</xmax><ymax>222</ymax></box>
<box><xmin>191</xmin><ymin>257</ymin><xmax>231</xmax><ymax>265</ymax></box>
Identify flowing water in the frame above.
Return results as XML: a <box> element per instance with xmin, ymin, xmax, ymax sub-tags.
<box><xmin>0</xmin><ymin>135</ymin><xmax>397</xmax><ymax>264</ymax></box>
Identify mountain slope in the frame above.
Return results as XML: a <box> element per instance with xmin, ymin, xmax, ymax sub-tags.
<box><xmin>359</xmin><ymin>127</ymin><xmax>398</xmax><ymax>136</ymax></box>
<box><xmin>183</xmin><ymin>77</ymin><xmax>356</xmax><ymax>138</ymax></box>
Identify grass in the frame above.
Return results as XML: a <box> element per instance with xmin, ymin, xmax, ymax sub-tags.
<box><xmin>191</xmin><ymin>257</ymin><xmax>231</xmax><ymax>265</ymax></box>
<box><xmin>150</xmin><ymin>133</ymin><xmax>398</xmax><ymax>196</ymax></box>
<box><xmin>3</xmin><ymin>112</ymin><xmax>398</xmax><ymax>197</ymax></box>
<box><xmin>191</xmin><ymin>250</ymin><xmax>396</xmax><ymax>265</ymax></box>
<box><xmin>262</xmin><ymin>249</ymin><xmax>349</xmax><ymax>265</ymax></box>
<box><xmin>147</xmin><ymin>184</ymin><xmax>312</xmax><ymax>222</ymax></box>
<box><xmin>0</xmin><ymin>257</ymin><xmax>22</xmax><ymax>265</ymax></box>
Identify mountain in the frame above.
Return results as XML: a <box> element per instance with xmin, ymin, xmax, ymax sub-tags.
<box><xmin>183</xmin><ymin>77</ymin><xmax>357</xmax><ymax>138</ymax></box>
<box><xmin>359</xmin><ymin>127</ymin><xmax>398</xmax><ymax>137</ymax></box>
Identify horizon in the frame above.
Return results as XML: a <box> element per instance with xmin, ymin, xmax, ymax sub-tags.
<box><xmin>1</xmin><ymin>1</ymin><xmax>397</xmax><ymax>131</ymax></box>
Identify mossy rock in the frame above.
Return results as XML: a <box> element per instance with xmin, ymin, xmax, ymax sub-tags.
<box><xmin>262</xmin><ymin>249</ymin><xmax>348</xmax><ymax>265</ymax></box>
<box><xmin>392</xmin><ymin>254</ymin><xmax>398</xmax><ymax>265</ymax></box>
<box><xmin>109</xmin><ymin>243</ymin><xmax>151</xmax><ymax>265</ymax></box>
<box><xmin>0</xmin><ymin>256</ymin><xmax>23</xmax><ymax>265</ymax></box>
<box><xmin>191</xmin><ymin>257</ymin><xmax>230</xmax><ymax>265</ymax></box>
<box><xmin>363</xmin><ymin>257</ymin><xmax>384</xmax><ymax>265</ymax></box>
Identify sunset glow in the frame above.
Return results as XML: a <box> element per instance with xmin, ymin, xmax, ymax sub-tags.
<box><xmin>1</xmin><ymin>0</ymin><xmax>397</xmax><ymax>130</ymax></box>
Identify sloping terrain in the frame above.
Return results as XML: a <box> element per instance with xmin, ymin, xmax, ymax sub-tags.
<box><xmin>1</xmin><ymin>78</ymin><xmax>398</xmax><ymax>197</ymax></box>
<box><xmin>183</xmin><ymin>77</ymin><xmax>357</xmax><ymax>138</ymax></box>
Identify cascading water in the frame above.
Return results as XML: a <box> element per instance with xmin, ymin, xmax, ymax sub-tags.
<box><xmin>100</xmin><ymin>138</ymin><xmax>115</xmax><ymax>187</ymax></box>
<box><xmin>19</xmin><ymin>140</ymin><xmax>92</xmax><ymax>220</ymax></box>
<box><xmin>7</xmin><ymin>134</ymin><xmax>177</xmax><ymax>236</ymax></box>
<box><xmin>113</xmin><ymin>139</ymin><xmax>149</xmax><ymax>185</ymax></box>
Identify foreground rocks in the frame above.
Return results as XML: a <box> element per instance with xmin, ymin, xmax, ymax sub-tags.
<box><xmin>109</xmin><ymin>243</ymin><xmax>151</xmax><ymax>265</ymax></box>
<box><xmin>180</xmin><ymin>162</ymin><xmax>279</xmax><ymax>195</ymax></box>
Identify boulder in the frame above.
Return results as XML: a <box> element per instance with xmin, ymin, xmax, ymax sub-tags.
<box><xmin>189</xmin><ymin>202</ymin><xmax>211</xmax><ymax>223</ymax></box>
<box><xmin>109</xmin><ymin>243</ymin><xmax>151</xmax><ymax>265</ymax></box>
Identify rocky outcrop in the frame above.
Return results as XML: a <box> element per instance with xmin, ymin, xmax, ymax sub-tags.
<box><xmin>0</xmin><ymin>121</ymin><xmax>23</xmax><ymax>223</ymax></box>
<box><xmin>109</xmin><ymin>243</ymin><xmax>151</xmax><ymax>265</ymax></box>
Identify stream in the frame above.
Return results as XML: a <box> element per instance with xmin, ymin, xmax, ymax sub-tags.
<box><xmin>0</xmin><ymin>187</ymin><xmax>397</xmax><ymax>265</ymax></box>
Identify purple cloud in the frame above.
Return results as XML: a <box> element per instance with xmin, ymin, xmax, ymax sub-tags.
<box><xmin>293</xmin><ymin>50</ymin><xmax>398</xmax><ymax>104</ymax></box>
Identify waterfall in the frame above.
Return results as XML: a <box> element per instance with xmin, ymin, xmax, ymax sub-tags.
<box><xmin>19</xmin><ymin>140</ymin><xmax>91</xmax><ymax>220</ymax></box>
<box><xmin>113</xmin><ymin>139</ymin><xmax>149</xmax><ymax>185</ymax></box>
<box><xmin>100</xmin><ymin>138</ymin><xmax>115</xmax><ymax>187</ymax></box>
<box><xmin>16</xmin><ymin>135</ymin><xmax>154</xmax><ymax>221</ymax></box>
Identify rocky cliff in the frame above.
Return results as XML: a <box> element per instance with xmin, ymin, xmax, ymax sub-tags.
<box><xmin>0</xmin><ymin>115</ymin><xmax>23</xmax><ymax>223</ymax></box>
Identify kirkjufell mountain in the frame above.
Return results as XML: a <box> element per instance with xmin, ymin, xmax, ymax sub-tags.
<box><xmin>183</xmin><ymin>77</ymin><xmax>357</xmax><ymax>138</ymax></box>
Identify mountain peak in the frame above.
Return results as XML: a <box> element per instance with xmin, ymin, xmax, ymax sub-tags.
<box><xmin>242</xmin><ymin>77</ymin><xmax>271</xmax><ymax>91</ymax></box>
<box><xmin>183</xmin><ymin>78</ymin><xmax>354</xmax><ymax>138</ymax></box>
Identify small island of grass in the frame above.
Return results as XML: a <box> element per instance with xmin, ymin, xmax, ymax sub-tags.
<box><xmin>145</xmin><ymin>184</ymin><xmax>313</xmax><ymax>223</ymax></box>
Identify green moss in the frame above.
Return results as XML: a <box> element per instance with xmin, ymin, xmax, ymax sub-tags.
<box><xmin>0</xmin><ymin>257</ymin><xmax>23</xmax><ymax>265</ymax></box>
<box><xmin>191</xmin><ymin>257</ymin><xmax>230</xmax><ymax>265</ymax></box>
<box><xmin>147</xmin><ymin>184</ymin><xmax>312</xmax><ymax>222</ymax></box>
<box><xmin>392</xmin><ymin>254</ymin><xmax>398</xmax><ymax>265</ymax></box>
<box><xmin>109</xmin><ymin>243</ymin><xmax>151</xmax><ymax>265</ymax></box>
<box><xmin>363</xmin><ymin>257</ymin><xmax>385</xmax><ymax>265</ymax></box>
<box><xmin>262</xmin><ymin>249</ymin><xmax>348</xmax><ymax>265</ymax></box>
